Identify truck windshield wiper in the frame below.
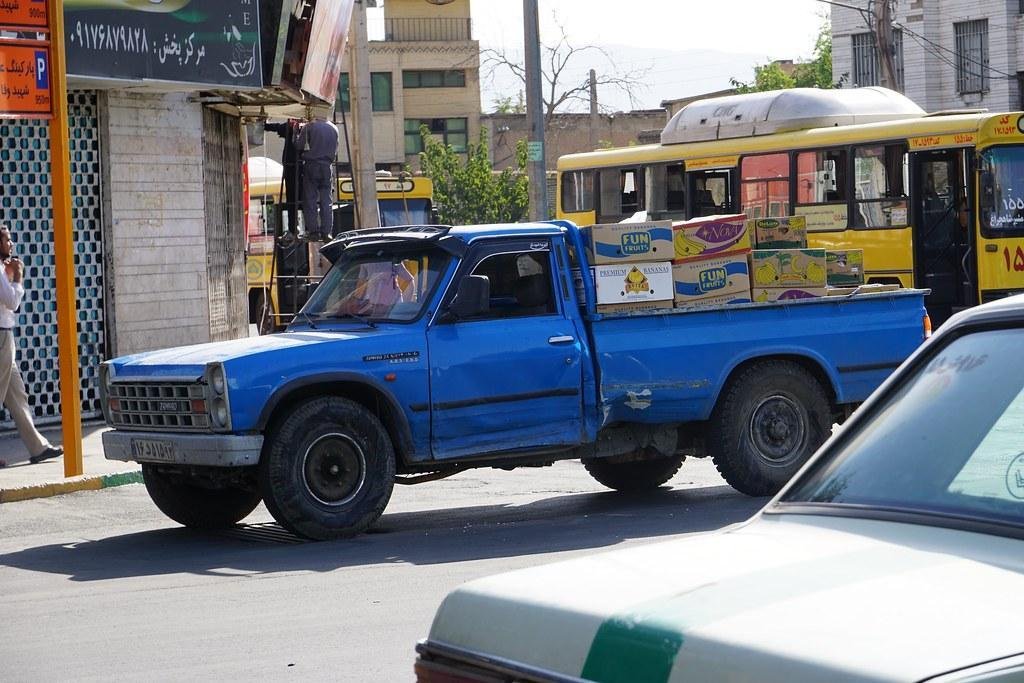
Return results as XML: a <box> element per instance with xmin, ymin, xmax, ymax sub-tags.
<box><xmin>294</xmin><ymin>310</ymin><xmax>319</xmax><ymax>329</ymax></box>
<box><xmin>323</xmin><ymin>312</ymin><xmax>378</xmax><ymax>328</ymax></box>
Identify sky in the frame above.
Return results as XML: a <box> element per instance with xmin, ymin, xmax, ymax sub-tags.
<box><xmin>371</xmin><ymin>0</ymin><xmax>830</xmax><ymax>112</ymax></box>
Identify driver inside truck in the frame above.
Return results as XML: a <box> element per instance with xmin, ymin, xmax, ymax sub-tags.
<box><xmin>331</xmin><ymin>259</ymin><xmax>417</xmax><ymax>318</ymax></box>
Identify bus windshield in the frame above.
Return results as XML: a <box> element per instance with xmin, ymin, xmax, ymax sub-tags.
<box><xmin>980</xmin><ymin>145</ymin><xmax>1024</xmax><ymax>233</ymax></box>
<box><xmin>380</xmin><ymin>198</ymin><xmax>432</xmax><ymax>227</ymax></box>
<box><xmin>301</xmin><ymin>244</ymin><xmax>450</xmax><ymax>322</ymax></box>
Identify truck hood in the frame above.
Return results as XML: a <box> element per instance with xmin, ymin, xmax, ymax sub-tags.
<box><xmin>427</xmin><ymin>514</ymin><xmax>1024</xmax><ymax>682</ymax></box>
<box><xmin>108</xmin><ymin>329</ymin><xmax>384</xmax><ymax>379</ymax></box>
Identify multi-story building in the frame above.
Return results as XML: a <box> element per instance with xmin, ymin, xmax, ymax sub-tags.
<box><xmin>336</xmin><ymin>0</ymin><xmax>481</xmax><ymax>173</ymax></box>
<box><xmin>832</xmin><ymin>0</ymin><xmax>1022</xmax><ymax>112</ymax></box>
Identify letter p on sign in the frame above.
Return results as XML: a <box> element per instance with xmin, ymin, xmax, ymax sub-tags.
<box><xmin>34</xmin><ymin>51</ymin><xmax>48</xmax><ymax>90</ymax></box>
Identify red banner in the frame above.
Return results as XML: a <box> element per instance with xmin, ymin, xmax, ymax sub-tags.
<box><xmin>0</xmin><ymin>0</ymin><xmax>48</xmax><ymax>31</ymax></box>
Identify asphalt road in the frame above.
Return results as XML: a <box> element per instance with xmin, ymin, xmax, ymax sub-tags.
<box><xmin>0</xmin><ymin>458</ymin><xmax>764</xmax><ymax>682</ymax></box>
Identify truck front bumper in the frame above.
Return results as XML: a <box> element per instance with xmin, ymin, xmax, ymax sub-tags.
<box><xmin>103</xmin><ymin>430</ymin><xmax>264</xmax><ymax>467</ymax></box>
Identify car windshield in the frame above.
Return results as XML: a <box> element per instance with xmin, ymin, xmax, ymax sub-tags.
<box><xmin>783</xmin><ymin>327</ymin><xmax>1024</xmax><ymax>530</ymax></box>
<box><xmin>301</xmin><ymin>244</ymin><xmax>451</xmax><ymax>322</ymax></box>
<box><xmin>980</xmin><ymin>144</ymin><xmax>1024</xmax><ymax>233</ymax></box>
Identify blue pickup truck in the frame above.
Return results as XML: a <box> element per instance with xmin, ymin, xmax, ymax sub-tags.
<box><xmin>100</xmin><ymin>221</ymin><xmax>929</xmax><ymax>540</ymax></box>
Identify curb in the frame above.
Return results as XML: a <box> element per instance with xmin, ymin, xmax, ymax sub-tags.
<box><xmin>0</xmin><ymin>470</ymin><xmax>143</xmax><ymax>503</ymax></box>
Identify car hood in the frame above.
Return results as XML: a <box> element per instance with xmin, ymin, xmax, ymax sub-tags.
<box><xmin>427</xmin><ymin>514</ymin><xmax>1024</xmax><ymax>682</ymax></box>
<box><xmin>108</xmin><ymin>329</ymin><xmax>382</xmax><ymax>379</ymax></box>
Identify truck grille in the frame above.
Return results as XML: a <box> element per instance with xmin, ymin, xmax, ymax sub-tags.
<box><xmin>107</xmin><ymin>381</ymin><xmax>210</xmax><ymax>431</ymax></box>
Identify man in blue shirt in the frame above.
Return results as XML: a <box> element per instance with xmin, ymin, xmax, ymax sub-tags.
<box><xmin>295</xmin><ymin>113</ymin><xmax>340</xmax><ymax>241</ymax></box>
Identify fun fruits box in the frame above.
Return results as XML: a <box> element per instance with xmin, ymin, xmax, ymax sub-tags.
<box><xmin>672</xmin><ymin>214</ymin><xmax>751</xmax><ymax>261</ymax></box>
<box><xmin>585</xmin><ymin>221</ymin><xmax>674</xmax><ymax>265</ymax></box>
<box><xmin>592</xmin><ymin>262</ymin><xmax>674</xmax><ymax>305</ymax></box>
<box><xmin>672</xmin><ymin>252</ymin><xmax>752</xmax><ymax>304</ymax></box>
<box><xmin>826</xmin><ymin>249</ymin><xmax>865</xmax><ymax>286</ymax></box>
<box><xmin>750</xmin><ymin>248</ymin><xmax>827</xmax><ymax>289</ymax></box>
<box><xmin>749</xmin><ymin>215</ymin><xmax>808</xmax><ymax>249</ymax></box>
<box><xmin>674</xmin><ymin>292</ymin><xmax>753</xmax><ymax>310</ymax></box>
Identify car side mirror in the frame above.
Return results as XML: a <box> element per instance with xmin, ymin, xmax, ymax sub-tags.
<box><xmin>449</xmin><ymin>275</ymin><xmax>490</xmax><ymax>320</ymax></box>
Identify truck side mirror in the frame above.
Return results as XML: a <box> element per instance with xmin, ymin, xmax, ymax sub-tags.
<box><xmin>449</xmin><ymin>275</ymin><xmax>490</xmax><ymax>319</ymax></box>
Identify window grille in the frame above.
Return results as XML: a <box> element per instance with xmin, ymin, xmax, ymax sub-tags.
<box><xmin>955</xmin><ymin>19</ymin><xmax>989</xmax><ymax>94</ymax></box>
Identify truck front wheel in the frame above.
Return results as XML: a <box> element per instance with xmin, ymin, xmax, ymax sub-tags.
<box><xmin>259</xmin><ymin>396</ymin><xmax>396</xmax><ymax>540</ymax></box>
<box><xmin>584</xmin><ymin>454</ymin><xmax>684</xmax><ymax>492</ymax></box>
<box><xmin>142</xmin><ymin>464</ymin><xmax>262</xmax><ymax>530</ymax></box>
<box><xmin>708</xmin><ymin>360</ymin><xmax>830</xmax><ymax>496</ymax></box>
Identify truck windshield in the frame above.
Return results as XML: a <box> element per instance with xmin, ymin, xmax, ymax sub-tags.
<box><xmin>980</xmin><ymin>145</ymin><xmax>1024</xmax><ymax>233</ymax></box>
<box><xmin>782</xmin><ymin>327</ymin><xmax>1024</xmax><ymax>531</ymax></box>
<box><xmin>302</xmin><ymin>245</ymin><xmax>450</xmax><ymax>322</ymax></box>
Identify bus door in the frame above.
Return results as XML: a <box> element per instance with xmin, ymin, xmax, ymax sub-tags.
<box><xmin>911</xmin><ymin>149</ymin><xmax>976</xmax><ymax>325</ymax></box>
<box><xmin>687</xmin><ymin>169</ymin><xmax>735</xmax><ymax>217</ymax></box>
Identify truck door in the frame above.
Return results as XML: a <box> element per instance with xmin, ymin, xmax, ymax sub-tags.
<box><xmin>426</xmin><ymin>238</ymin><xmax>584</xmax><ymax>459</ymax></box>
<box><xmin>911</xmin><ymin>149</ymin><xmax>976</xmax><ymax>325</ymax></box>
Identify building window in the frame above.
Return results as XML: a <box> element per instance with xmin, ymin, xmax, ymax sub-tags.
<box><xmin>955</xmin><ymin>19</ymin><xmax>989</xmax><ymax>94</ymax></box>
<box><xmin>402</xmin><ymin>70</ymin><xmax>466</xmax><ymax>88</ymax></box>
<box><xmin>851</xmin><ymin>30</ymin><xmax>904</xmax><ymax>90</ymax></box>
<box><xmin>338</xmin><ymin>72</ymin><xmax>393</xmax><ymax>112</ymax></box>
<box><xmin>405</xmin><ymin>118</ymin><xmax>468</xmax><ymax>154</ymax></box>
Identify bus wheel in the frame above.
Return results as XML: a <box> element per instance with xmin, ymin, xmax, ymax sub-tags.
<box><xmin>708</xmin><ymin>360</ymin><xmax>830</xmax><ymax>497</ymax></box>
<box><xmin>258</xmin><ymin>397</ymin><xmax>396</xmax><ymax>540</ymax></box>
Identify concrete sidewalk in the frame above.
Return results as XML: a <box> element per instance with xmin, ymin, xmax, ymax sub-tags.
<box><xmin>0</xmin><ymin>422</ymin><xmax>141</xmax><ymax>503</ymax></box>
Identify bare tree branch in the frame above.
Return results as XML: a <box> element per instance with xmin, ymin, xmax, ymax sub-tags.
<box><xmin>481</xmin><ymin>12</ymin><xmax>651</xmax><ymax>125</ymax></box>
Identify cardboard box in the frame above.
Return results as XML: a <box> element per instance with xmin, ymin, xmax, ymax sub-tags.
<box><xmin>752</xmin><ymin>286</ymin><xmax>827</xmax><ymax>303</ymax></box>
<box><xmin>586</xmin><ymin>221</ymin><xmax>674</xmax><ymax>264</ymax></box>
<box><xmin>826</xmin><ymin>249</ymin><xmax>865</xmax><ymax>286</ymax></box>
<box><xmin>749</xmin><ymin>215</ymin><xmax>808</xmax><ymax>249</ymax></box>
<box><xmin>826</xmin><ymin>283</ymin><xmax>900</xmax><ymax>296</ymax></box>
<box><xmin>596</xmin><ymin>300</ymin><xmax>672</xmax><ymax>314</ymax></box>
<box><xmin>593</xmin><ymin>262</ymin><xmax>674</xmax><ymax>305</ymax></box>
<box><xmin>673</xmin><ymin>214</ymin><xmax>751</xmax><ymax>260</ymax></box>
<box><xmin>672</xmin><ymin>252</ymin><xmax>752</xmax><ymax>304</ymax></box>
<box><xmin>750</xmin><ymin>249</ymin><xmax>827</xmax><ymax>289</ymax></box>
<box><xmin>674</xmin><ymin>292</ymin><xmax>752</xmax><ymax>310</ymax></box>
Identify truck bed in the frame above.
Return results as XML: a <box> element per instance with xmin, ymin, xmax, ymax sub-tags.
<box><xmin>586</xmin><ymin>289</ymin><xmax>927</xmax><ymax>427</ymax></box>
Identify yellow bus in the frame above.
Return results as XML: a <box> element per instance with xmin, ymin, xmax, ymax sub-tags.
<box><xmin>246</xmin><ymin>159</ymin><xmax>435</xmax><ymax>332</ymax></box>
<box><xmin>556</xmin><ymin>87</ymin><xmax>1024</xmax><ymax>324</ymax></box>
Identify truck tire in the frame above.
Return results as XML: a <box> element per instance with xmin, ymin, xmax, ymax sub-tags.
<box><xmin>142</xmin><ymin>464</ymin><xmax>261</xmax><ymax>530</ymax></box>
<box><xmin>584</xmin><ymin>454</ymin><xmax>684</xmax><ymax>492</ymax></box>
<box><xmin>708</xmin><ymin>360</ymin><xmax>830</xmax><ymax>496</ymax></box>
<box><xmin>259</xmin><ymin>396</ymin><xmax>395</xmax><ymax>540</ymax></box>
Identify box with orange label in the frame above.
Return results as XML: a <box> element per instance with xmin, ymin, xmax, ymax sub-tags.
<box><xmin>672</xmin><ymin>214</ymin><xmax>751</xmax><ymax>260</ymax></box>
<box><xmin>672</xmin><ymin>252</ymin><xmax>752</xmax><ymax>305</ymax></box>
<box><xmin>592</xmin><ymin>262</ymin><xmax>674</xmax><ymax>305</ymax></box>
<box><xmin>750</xmin><ymin>249</ymin><xmax>827</xmax><ymax>289</ymax></box>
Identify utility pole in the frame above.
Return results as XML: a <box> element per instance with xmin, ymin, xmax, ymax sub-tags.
<box><xmin>349</xmin><ymin>0</ymin><xmax>380</xmax><ymax>228</ymax></box>
<box><xmin>874</xmin><ymin>0</ymin><xmax>899</xmax><ymax>90</ymax></box>
<box><xmin>523</xmin><ymin>0</ymin><xmax>548</xmax><ymax>221</ymax></box>
<box><xmin>589</xmin><ymin>69</ymin><xmax>598</xmax><ymax>151</ymax></box>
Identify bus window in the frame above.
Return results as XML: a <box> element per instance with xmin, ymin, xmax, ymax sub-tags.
<box><xmin>646</xmin><ymin>163</ymin><xmax>685</xmax><ymax>218</ymax></box>
<box><xmin>741</xmin><ymin>153</ymin><xmax>790</xmax><ymax>219</ymax></box>
<box><xmin>598</xmin><ymin>167</ymin><xmax>643</xmax><ymax>221</ymax></box>
<box><xmin>561</xmin><ymin>170</ymin><xmax>594</xmax><ymax>214</ymax></box>
<box><xmin>853</xmin><ymin>144</ymin><xmax>908</xmax><ymax>228</ymax></box>
<box><xmin>796</xmin><ymin>148</ymin><xmax>849</xmax><ymax>230</ymax></box>
<box><xmin>688</xmin><ymin>169</ymin><xmax>734</xmax><ymax>217</ymax></box>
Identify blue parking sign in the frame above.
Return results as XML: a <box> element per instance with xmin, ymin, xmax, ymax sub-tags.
<box><xmin>34</xmin><ymin>50</ymin><xmax>47</xmax><ymax>90</ymax></box>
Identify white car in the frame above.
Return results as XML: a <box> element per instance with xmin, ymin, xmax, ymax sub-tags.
<box><xmin>415</xmin><ymin>296</ymin><xmax>1024</xmax><ymax>683</ymax></box>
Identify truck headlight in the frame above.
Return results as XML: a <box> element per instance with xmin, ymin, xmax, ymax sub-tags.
<box><xmin>212</xmin><ymin>397</ymin><xmax>229</xmax><ymax>427</ymax></box>
<box><xmin>210</xmin><ymin>364</ymin><xmax>226</xmax><ymax>395</ymax></box>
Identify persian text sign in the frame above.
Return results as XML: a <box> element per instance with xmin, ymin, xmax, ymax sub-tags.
<box><xmin>0</xmin><ymin>41</ymin><xmax>51</xmax><ymax>117</ymax></box>
<box><xmin>0</xmin><ymin>0</ymin><xmax>48</xmax><ymax>30</ymax></box>
<box><xmin>65</xmin><ymin>0</ymin><xmax>262</xmax><ymax>88</ymax></box>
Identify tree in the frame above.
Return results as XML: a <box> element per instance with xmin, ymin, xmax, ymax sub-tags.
<box><xmin>418</xmin><ymin>126</ymin><xmax>529</xmax><ymax>225</ymax></box>
<box><xmin>731</xmin><ymin>19</ymin><xmax>833</xmax><ymax>92</ymax></box>
<box><xmin>482</xmin><ymin>15</ymin><xmax>650</xmax><ymax>126</ymax></box>
<box><xmin>492</xmin><ymin>91</ymin><xmax>526</xmax><ymax>114</ymax></box>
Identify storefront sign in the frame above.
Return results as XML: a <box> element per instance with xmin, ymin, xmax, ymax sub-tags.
<box><xmin>0</xmin><ymin>0</ymin><xmax>48</xmax><ymax>30</ymax></box>
<box><xmin>299</xmin><ymin>0</ymin><xmax>355</xmax><ymax>102</ymax></box>
<box><xmin>0</xmin><ymin>41</ymin><xmax>51</xmax><ymax>117</ymax></box>
<box><xmin>65</xmin><ymin>0</ymin><xmax>262</xmax><ymax>88</ymax></box>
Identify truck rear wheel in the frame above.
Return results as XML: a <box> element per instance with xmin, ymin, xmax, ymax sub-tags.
<box><xmin>708</xmin><ymin>360</ymin><xmax>830</xmax><ymax>496</ymax></box>
<box><xmin>142</xmin><ymin>464</ymin><xmax>261</xmax><ymax>530</ymax></box>
<box><xmin>259</xmin><ymin>396</ymin><xmax>395</xmax><ymax>540</ymax></box>
<box><xmin>584</xmin><ymin>454</ymin><xmax>684</xmax><ymax>492</ymax></box>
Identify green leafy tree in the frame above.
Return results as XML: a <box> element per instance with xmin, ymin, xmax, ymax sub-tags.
<box><xmin>492</xmin><ymin>91</ymin><xmax>526</xmax><ymax>114</ymax></box>
<box><xmin>731</xmin><ymin>18</ymin><xmax>832</xmax><ymax>92</ymax></box>
<box><xmin>419</xmin><ymin>126</ymin><xmax>529</xmax><ymax>225</ymax></box>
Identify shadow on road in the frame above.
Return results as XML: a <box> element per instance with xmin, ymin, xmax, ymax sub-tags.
<box><xmin>0</xmin><ymin>485</ymin><xmax>765</xmax><ymax>582</ymax></box>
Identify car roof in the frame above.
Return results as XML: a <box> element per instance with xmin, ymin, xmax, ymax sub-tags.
<box><xmin>942</xmin><ymin>293</ymin><xmax>1024</xmax><ymax>331</ymax></box>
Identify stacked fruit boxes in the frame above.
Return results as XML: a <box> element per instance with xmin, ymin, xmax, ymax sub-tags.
<box><xmin>670</xmin><ymin>214</ymin><xmax>753</xmax><ymax>309</ymax></box>
<box><xmin>584</xmin><ymin>221</ymin><xmax>676</xmax><ymax>314</ymax></box>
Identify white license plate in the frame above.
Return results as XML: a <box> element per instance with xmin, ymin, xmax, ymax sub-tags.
<box><xmin>131</xmin><ymin>438</ymin><xmax>177</xmax><ymax>462</ymax></box>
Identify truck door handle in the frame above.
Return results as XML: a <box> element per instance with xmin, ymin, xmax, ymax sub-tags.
<box><xmin>548</xmin><ymin>335</ymin><xmax>575</xmax><ymax>345</ymax></box>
